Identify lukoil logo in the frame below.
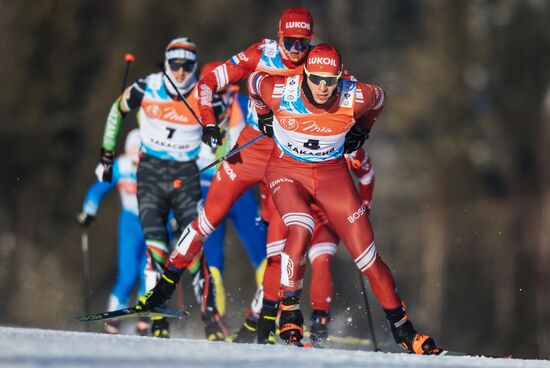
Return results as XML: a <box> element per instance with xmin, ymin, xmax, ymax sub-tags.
<box><xmin>309</xmin><ymin>57</ymin><xmax>337</xmax><ymax>66</ymax></box>
<box><xmin>269</xmin><ymin>177</ymin><xmax>294</xmax><ymax>188</ymax></box>
<box><xmin>285</xmin><ymin>21</ymin><xmax>311</xmax><ymax>30</ymax></box>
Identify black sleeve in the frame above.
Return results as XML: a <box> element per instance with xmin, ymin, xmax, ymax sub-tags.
<box><xmin>123</xmin><ymin>78</ymin><xmax>147</xmax><ymax>111</ymax></box>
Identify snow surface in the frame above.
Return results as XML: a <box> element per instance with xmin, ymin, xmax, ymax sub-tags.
<box><xmin>1</xmin><ymin>326</ymin><xmax>549</xmax><ymax>368</ymax></box>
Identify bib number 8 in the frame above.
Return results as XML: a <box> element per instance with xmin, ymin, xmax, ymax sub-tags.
<box><xmin>303</xmin><ymin>139</ymin><xmax>320</xmax><ymax>150</ymax></box>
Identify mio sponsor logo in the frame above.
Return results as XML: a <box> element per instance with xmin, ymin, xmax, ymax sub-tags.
<box><xmin>308</xmin><ymin>57</ymin><xmax>337</xmax><ymax>66</ymax></box>
<box><xmin>144</xmin><ymin>104</ymin><xmax>189</xmax><ymax>123</ymax></box>
<box><xmin>222</xmin><ymin>161</ymin><xmax>237</xmax><ymax>181</ymax></box>
<box><xmin>302</xmin><ymin>120</ymin><xmax>332</xmax><ymax>133</ymax></box>
<box><xmin>347</xmin><ymin>203</ymin><xmax>368</xmax><ymax>223</ymax></box>
<box><xmin>269</xmin><ymin>177</ymin><xmax>294</xmax><ymax>188</ymax></box>
<box><xmin>164</xmin><ymin>107</ymin><xmax>188</xmax><ymax>122</ymax></box>
<box><xmin>285</xmin><ymin>21</ymin><xmax>311</xmax><ymax>30</ymax></box>
<box><xmin>279</xmin><ymin>117</ymin><xmax>298</xmax><ymax>130</ymax></box>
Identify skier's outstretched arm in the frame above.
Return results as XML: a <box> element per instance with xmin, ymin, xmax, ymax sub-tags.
<box><xmin>76</xmin><ymin>163</ymin><xmax>118</xmax><ymax>226</ymax></box>
<box><xmin>197</xmin><ymin>42</ymin><xmax>263</xmax><ymax>126</ymax></box>
<box><xmin>96</xmin><ymin>79</ymin><xmax>145</xmax><ymax>182</ymax></box>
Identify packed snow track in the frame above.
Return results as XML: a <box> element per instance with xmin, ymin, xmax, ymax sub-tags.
<box><xmin>1</xmin><ymin>326</ymin><xmax>549</xmax><ymax>368</ymax></box>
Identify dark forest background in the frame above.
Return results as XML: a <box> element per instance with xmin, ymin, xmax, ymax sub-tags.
<box><xmin>0</xmin><ymin>0</ymin><xmax>549</xmax><ymax>359</ymax></box>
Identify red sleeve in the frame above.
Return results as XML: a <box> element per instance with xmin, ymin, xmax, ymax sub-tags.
<box><xmin>198</xmin><ymin>42</ymin><xmax>263</xmax><ymax>125</ymax></box>
<box><xmin>248</xmin><ymin>73</ymin><xmax>283</xmax><ymax>116</ymax></box>
<box><xmin>354</xmin><ymin>83</ymin><xmax>386</xmax><ymax>131</ymax></box>
<box><xmin>348</xmin><ymin>147</ymin><xmax>375</xmax><ymax>208</ymax></box>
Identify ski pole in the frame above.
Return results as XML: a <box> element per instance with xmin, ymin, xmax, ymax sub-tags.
<box><xmin>177</xmin><ymin>134</ymin><xmax>265</xmax><ymax>187</ymax></box>
<box><xmin>156</xmin><ymin>61</ymin><xmax>205</xmax><ymax>127</ymax></box>
<box><xmin>81</xmin><ymin>229</ymin><xmax>91</xmax><ymax>332</ymax></box>
<box><xmin>358</xmin><ymin>271</ymin><xmax>380</xmax><ymax>351</ymax></box>
<box><xmin>80</xmin><ymin>53</ymin><xmax>135</xmax><ymax>331</ymax></box>
<box><xmin>121</xmin><ymin>53</ymin><xmax>135</xmax><ymax>93</ymax></box>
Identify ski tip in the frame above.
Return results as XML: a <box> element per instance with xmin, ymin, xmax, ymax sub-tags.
<box><xmin>440</xmin><ymin>350</ymin><xmax>511</xmax><ymax>359</ymax></box>
<box><xmin>75</xmin><ymin>315</ymin><xmax>100</xmax><ymax>322</ymax></box>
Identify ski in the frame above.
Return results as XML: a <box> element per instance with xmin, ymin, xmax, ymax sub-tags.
<box><xmin>314</xmin><ymin>334</ymin><xmax>371</xmax><ymax>347</ymax></box>
<box><xmin>76</xmin><ymin>307</ymin><xmax>188</xmax><ymax>322</ymax></box>
<box><xmin>302</xmin><ymin>328</ymin><xmax>372</xmax><ymax>347</ymax></box>
<box><xmin>440</xmin><ymin>350</ymin><xmax>512</xmax><ymax>359</ymax></box>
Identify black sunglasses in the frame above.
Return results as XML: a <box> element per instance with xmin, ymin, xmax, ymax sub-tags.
<box><xmin>168</xmin><ymin>60</ymin><xmax>195</xmax><ymax>72</ymax></box>
<box><xmin>304</xmin><ymin>68</ymin><xmax>341</xmax><ymax>87</ymax></box>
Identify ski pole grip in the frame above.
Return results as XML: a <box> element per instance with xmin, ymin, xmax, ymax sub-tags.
<box><xmin>124</xmin><ymin>53</ymin><xmax>135</xmax><ymax>63</ymax></box>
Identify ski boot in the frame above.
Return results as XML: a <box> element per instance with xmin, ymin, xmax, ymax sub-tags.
<box><xmin>310</xmin><ymin>310</ymin><xmax>331</xmax><ymax>348</ymax></box>
<box><xmin>279</xmin><ymin>297</ymin><xmax>304</xmax><ymax>346</ymax></box>
<box><xmin>103</xmin><ymin>319</ymin><xmax>120</xmax><ymax>335</ymax></box>
<box><xmin>385</xmin><ymin>305</ymin><xmax>442</xmax><ymax>355</ymax></box>
<box><xmin>137</xmin><ymin>268</ymin><xmax>182</xmax><ymax>311</ymax></box>
<box><xmin>136</xmin><ymin>317</ymin><xmax>150</xmax><ymax>336</ymax></box>
<box><xmin>205</xmin><ymin>322</ymin><xmax>226</xmax><ymax>341</ymax></box>
<box><xmin>204</xmin><ymin>313</ymin><xmax>229</xmax><ymax>342</ymax></box>
<box><xmin>257</xmin><ymin>300</ymin><xmax>278</xmax><ymax>344</ymax></box>
<box><xmin>232</xmin><ymin>318</ymin><xmax>257</xmax><ymax>343</ymax></box>
<box><xmin>151</xmin><ymin>316</ymin><xmax>170</xmax><ymax>338</ymax></box>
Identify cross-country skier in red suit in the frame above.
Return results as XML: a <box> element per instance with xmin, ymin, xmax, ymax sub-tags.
<box><xmin>135</xmin><ymin>7</ymin><xmax>321</xmax><ymax>342</ymax></box>
<box><xmin>245</xmin><ymin>43</ymin><xmax>442</xmax><ymax>354</ymax></box>
<box><xmin>252</xmin><ymin>147</ymin><xmax>375</xmax><ymax>346</ymax></box>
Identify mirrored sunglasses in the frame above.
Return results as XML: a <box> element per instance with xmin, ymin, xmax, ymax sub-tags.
<box><xmin>283</xmin><ymin>37</ymin><xmax>311</xmax><ymax>52</ymax></box>
<box><xmin>305</xmin><ymin>70</ymin><xmax>340</xmax><ymax>86</ymax></box>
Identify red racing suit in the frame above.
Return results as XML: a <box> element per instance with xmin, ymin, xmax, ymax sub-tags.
<box><xmin>166</xmin><ymin>40</ymin><xmax>306</xmax><ymax>303</ymax></box>
<box><xmin>251</xmin><ymin>72</ymin><xmax>402</xmax><ymax>310</ymax></box>
<box><xmin>260</xmin><ymin>148</ymin><xmax>375</xmax><ymax>310</ymax></box>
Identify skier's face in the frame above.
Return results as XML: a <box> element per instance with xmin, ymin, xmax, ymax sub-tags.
<box><xmin>168</xmin><ymin>59</ymin><xmax>194</xmax><ymax>83</ymax></box>
<box><xmin>280</xmin><ymin>36</ymin><xmax>310</xmax><ymax>64</ymax></box>
<box><xmin>305</xmin><ymin>72</ymin><xmax>339</xmax><ymax>104</ymax></box>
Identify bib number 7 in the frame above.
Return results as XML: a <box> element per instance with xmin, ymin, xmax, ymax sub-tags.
<box><xmin>166</xmin><ymin>127</ymin><xmax>176</xmax><ymax>139</ymax></box>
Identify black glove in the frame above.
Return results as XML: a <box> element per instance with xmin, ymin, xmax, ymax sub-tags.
<box><xmin>202</xmin><ymin>124</ymin><xmax>222</xmax><ymax>147</ymax></box>
<box><xmin>258</xmin><ymin>111</ymin><xmax>274</xmax><ymax>138</ymax></box>
<box><xmin>343</xmin><ymin>125</ymin><xmax>368</xmax><ymax>154</ymax></box>
<box><xmin>137</xmin><ymin>269</ymin><xmax>181</xmax><ymax>311</ymax></box>
<box><xmin>76</xmin><ymin>211</ymin><xmax>95</xmax><ymax>227</ymax></box>
<box><xmin>95</xmin><ymin>148</ymin><xmax>115</xmax><ymax>182</ymax></box>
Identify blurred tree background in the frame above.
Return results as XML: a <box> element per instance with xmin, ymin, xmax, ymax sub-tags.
<box><xmin>0</xmin><ymin>0</ymin><xmax>549</xmax><ymax>359</ymax></box>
